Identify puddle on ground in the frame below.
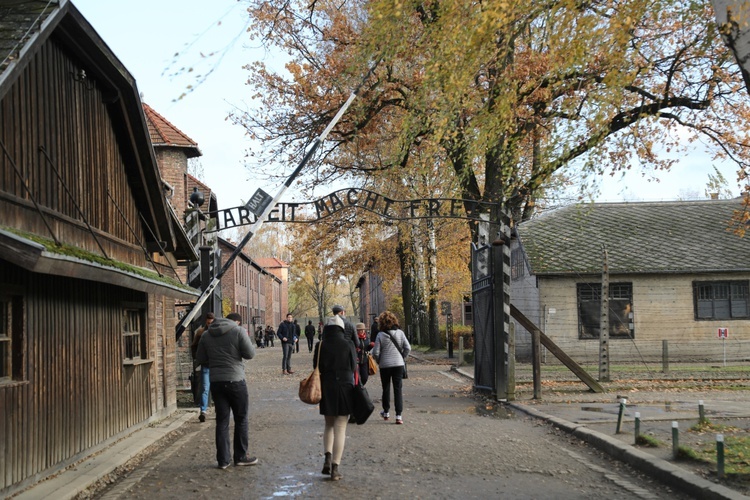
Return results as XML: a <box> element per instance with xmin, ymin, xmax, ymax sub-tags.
<box><xmin>266</xmin><ymin>476</ymin><xmax>311</xmax><ymax>498</ymax></box>
<box><xmin>470</xmin><ymin>402</ymin><xmax>514</xmax><ymax>419</ymax></box>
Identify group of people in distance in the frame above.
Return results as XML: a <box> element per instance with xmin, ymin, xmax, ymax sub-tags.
<box><xmin>189</xmin><ymin>305</ymin><xmax>411</xmax><ymax>481</ymax></box>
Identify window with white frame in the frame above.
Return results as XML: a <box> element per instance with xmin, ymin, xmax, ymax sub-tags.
<box><xmin>694</xmin><ymin>280</ymin><xmax>749</xmax><ymax>320</ymax></box>
<box><xmin>0</xmin><ymin>294</ymin><xmax>24</xmax><ymax>383</ymax></box>
<box><xmin>123</xmin><ymin>308</ymin><xmax>147</xmax><ymax>361</ymax></box>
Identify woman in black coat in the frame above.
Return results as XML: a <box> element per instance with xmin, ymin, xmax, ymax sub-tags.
<box><xmin>313</xmin><ymin>315</ymin><xmax>356</xmax><ymax>481</ymax></box>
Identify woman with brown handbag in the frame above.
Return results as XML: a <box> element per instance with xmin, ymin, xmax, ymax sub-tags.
<box><xmin>313</xmin><ymin>315</ymin><xmax>357</xmax><ymax>480</ymax></box>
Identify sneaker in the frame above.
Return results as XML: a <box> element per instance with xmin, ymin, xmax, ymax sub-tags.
<box><xmin>287</xmin><ymin>370</ymin><xmax>295</xmax><ymax>374</ymax></box>
<box><xmin>235</xmin><ymin>456</ymin><xmax>259</xmax><ymax>466</ymax></box>
<box><xmin>395</xmin><ymin>415</ymin><xmax>403</xmax><ymax>424</ymax></box>
<box><xmin>218</xmin><ymin>463</ymin><xmax>230</xmax><ymax>470</ymax></box>
<box><xmin>380</xmin><ymin>411</ymin><xmax>390</xmax><ymax>421</ymax></box>
<box><xmin>199</xmin><ymin>412</ymin><xmax>206</xmax><ymax>423</ymax></box>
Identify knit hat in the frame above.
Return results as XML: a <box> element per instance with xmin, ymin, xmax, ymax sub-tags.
<box><xmin>326</xmin><ymin>316</ymin><xmax>344</xmax><ymax>329</ymax></box>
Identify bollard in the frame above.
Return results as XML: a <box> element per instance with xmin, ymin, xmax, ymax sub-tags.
<box><xmin>717</xmin><ymin>434</ymin><xmax>725</xmax><ymax>478</ymax></box>
<box><xmin>672</xmin><ymin>421</ymin><xmax>679</xmax><ymax>459</ymax></box>
<box><xmin>634</xmin><ymin>412</ymin><xmax>641</xmax><ymax>444</ymax></box>
<box><xmin>458</xmin><ymin>337</ymin><xmax>464</xmax><ymax>367</ymax></box>
<box><xmin>699</xmin><ymin>400</ymin><xmax>706</xmax><ymax>424</ymax></box>
<box><xmin>616</xmin><ymin>398</ymin><xmax>627</xmax><ymax>434</ymax></box>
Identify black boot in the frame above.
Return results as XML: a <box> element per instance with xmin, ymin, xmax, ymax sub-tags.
<box><xmin>330</xmin><ymin>463</ymin><xmax>342</xmax><ymax>481</ymax></box>
<box><xmin>322</xmin><ymin>452</ymin><xmax>332</xmax><ymax>475</ymax></box>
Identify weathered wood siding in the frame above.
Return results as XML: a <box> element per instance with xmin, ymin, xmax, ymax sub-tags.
<box><xmin>0</xmin><ymin>261</ymin><xmax>177</xmax><ymax>494</ymax></box>
<box><xmin>0</xmin><ymin>37</ymin><xmax>146</xmax><ymax>266</ymax></box>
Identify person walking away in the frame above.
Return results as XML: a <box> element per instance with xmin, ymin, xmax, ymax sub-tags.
<box><xmin>191</xmin><ymin>312</ymin><xmax>215</xmax><ymax>422</ymax></box>
<box><xmin>332</xmin><ymin>305</ymin><xmax>360</xmax><ymax>350</ymax></box>
<box><xmin>294</xmin><ymin>319</ymin><xmax>301</xmax><ymax>353</ymax></box>
<box><xmin>355</xmin><ymin>323</ymin><xmax>371</xmax><ymax>386</ymax></box>
<box><xmin>370</xmin><ymin>317</ymin><xmax>379</xmax><ymax>345</ymax></box>
<box><xmin>195</xmin><ymin>312</ymin><xmax>257</xmax><ymax>469</ymax></box>
<box><xmin>314</xmin><ymin>315</ymin><xmax>356</xmax><ymax>481</ymax></box>
<box><xmin>372</xmin><ymin>310</ymin><xmax>410</xmax><ymax>425</ymax></box>
<box><xmin>277</xmin><ymin>313</ymin><xmax>296</xmax><ymax>374</ymax></box>
<box><xmin>305</xmin><ymin>320</ymin><xmax>316</xmax><ymax>352</ymax></box>
<box><xmin>265</xmin><ymin>325</ymin><xmax>275</xmax><ymax>347</ymax></box>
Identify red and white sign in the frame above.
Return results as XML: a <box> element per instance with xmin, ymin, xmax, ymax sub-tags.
<box><xmin>718</xmin><ymin>328</ymin><xmax>729</xmax><ymax>338</ymax></box>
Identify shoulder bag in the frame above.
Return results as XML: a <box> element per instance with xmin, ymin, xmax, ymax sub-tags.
<box><xmin>385</xmin><ymin>331</ymin><xmax>408</xmax><ymax>379</ymax></box>
<box><xmin>299</xmin><ymin>336</ymin><xmax>323</xmax><ymax>404</ymax></box>
<box><xmin>367</xmin><ymin>352</ymin><xmax>378</xmax><ymax>375</ymax></box>
<box><xmin>351</xmin><ymin>382</ymin><xmax>374</xmax><ymax>424</ymax></box>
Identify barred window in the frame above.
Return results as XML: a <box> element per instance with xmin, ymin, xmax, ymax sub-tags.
<box><xmin>694</xmin><ymin>281</ymin><xmax>749</xmax><ymax>320</ymax></box>
<box><xmin>511</xmin><ymin>247</ymin><xmax>525</xmax><ymax>280</ymax></box>
<box><xmin>577</xmin><ymin>283</ymin><xmax>633</xmax><ymax>339</ymax></box>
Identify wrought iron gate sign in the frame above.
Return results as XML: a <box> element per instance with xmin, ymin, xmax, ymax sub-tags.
<box><xmin>204</xmin><ymin>188</ymin><xmax>498</xmax><ymax>232</ymax></box>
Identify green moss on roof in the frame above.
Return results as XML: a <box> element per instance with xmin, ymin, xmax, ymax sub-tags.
<box><xmin>1</xmin><ymin>226</ymin><xmax>194</xmax><ymax>292</ymax></box>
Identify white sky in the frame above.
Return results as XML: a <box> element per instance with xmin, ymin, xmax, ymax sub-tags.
<box><xmin>73</xmin><ymin>0</ymin><xmax>745</xmax><ymax>211</ymax></box>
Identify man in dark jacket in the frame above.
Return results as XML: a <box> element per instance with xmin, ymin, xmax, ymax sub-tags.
<box><xmin>277</xmin><ymin>313</ymin><xmax>297</xmax><ymax>374</ymax></box>
<box><xmin>332</xmin><ymin>305</ymin><xmax>360</xmax><ymax>350</ymax></box>
<box><xmin>195</xmin><ymin>312</ymin><xmax>257</xmax><ymax>469</ymax></box>
<box><xmin>304</xmin><ymin>320</ymin><xmax>316</xmax><ymax>352</ymax></box>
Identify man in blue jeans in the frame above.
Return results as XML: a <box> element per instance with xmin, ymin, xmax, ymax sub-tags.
<box><xmin>195</xmin><ymin>312</ymin><xmax>257</xmax><ymax>469</ymax></box>
<box><xmin>277</xmin><ymin>313</ymin><xmax>297</xmax><ymax>374</ymax></box>
<box><xmin>191</xmin><ymin>312</ymin><xmax>214</xmax><ymax>422</ymax></box>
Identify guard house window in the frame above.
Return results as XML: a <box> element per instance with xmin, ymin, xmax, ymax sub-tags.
<box><xmin>0</xmin><ymin>294</ymin><xmax>24</xmax><ymax>383</ymax></box>
<box><xmin>694</xmin><ymin>280</ymin><xmax>749</xmax><ymax>320</ymax></box>
<box><xmin>463</xmin><ymin>299</ymin><xmax>473</xmax><ymax>325</ymax></box>
<box><xmin>577</xmin><ymin>283</ymin><xmax>633</xmax><ymax>339</ymax></box>
<box><xmin>511</xmin><ymin>247</ymin><xmax>525</xmax><ymax>281</ymax></box>
<box><xmin>123</xmin><ymin>308</ymin><xmax>147</xmax><ymax>361</ymax></box>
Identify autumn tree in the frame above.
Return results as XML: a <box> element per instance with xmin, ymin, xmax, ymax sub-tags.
<box><xmin>238</xmin><ymin>0</ymin><xmax>750</xmax><ymax>239</ymax></box>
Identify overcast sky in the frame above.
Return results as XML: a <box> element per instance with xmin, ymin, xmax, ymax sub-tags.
<box><xmin>73</xmin><ymin>0</ymin><xmax>744</xmax><ymax>211</ymax></box>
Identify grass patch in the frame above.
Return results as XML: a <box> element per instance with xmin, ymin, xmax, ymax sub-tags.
<box><xmin>635</xmin><ymin>434</ymin><xmax>662</xmax><ymax>447</ymax></box>
<box><xmin>676</xmin><ymin>445</ymin><xmax>704</xmax><ymax>461</ymax></box>
<box><xmin>684</xmin><ymin>425</ymin><xmax>750</xmax><ymax>475</ymax></box>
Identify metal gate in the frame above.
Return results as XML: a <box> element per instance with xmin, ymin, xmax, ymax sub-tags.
<box><xmin>471</xmin><ymin>214</ymin><xmax>511</xmax><ymax>399</ymax></box>
<box><xmin>472</xmin><ymin>242</ymin><xmax>495</xmax><ymax>391</ymax></box>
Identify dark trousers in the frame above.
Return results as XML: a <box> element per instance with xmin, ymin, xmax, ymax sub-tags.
<box><xmin>380</xmin><ymin>366</ymin><xmax>404</xmax><ymax>415</ymax></box>
<box><xmin>306</xmin><ymin>336</ymin><xmax>314</xmax><ymax>352</ymax></box>
<box><xmin>282</xmin><ymin>343</ymin><xmax>294</xmax><ymax>371</ymax></box>
<box><xmin>211</xmin><ymin>380</ymin><xmax>249</xmax><ymax>466</ymax></box>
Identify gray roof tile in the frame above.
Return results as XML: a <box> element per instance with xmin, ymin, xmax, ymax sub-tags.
<box><xmin>0</xmin><ymin>0</ymin><xmax>58</xmax><ymax>75</ymax></box>
<box><xmin>516</xmin><ymin>198</ymin><xmax>750</xmax><ymax>275</ymax></box>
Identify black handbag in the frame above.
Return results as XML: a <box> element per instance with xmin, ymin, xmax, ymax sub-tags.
<box><xmin>351</xmin><ymin>383</ymin><xmax>374</xmax><ymax>425</ymax></box>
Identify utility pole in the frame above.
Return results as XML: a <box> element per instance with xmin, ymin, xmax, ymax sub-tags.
<box><xmin>599</xmin><ymin>245</ymin><xmax>610</xmax><ymax>382</ymax></box>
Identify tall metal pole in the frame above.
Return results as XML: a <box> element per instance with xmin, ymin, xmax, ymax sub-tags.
<box><xmin>599</xmin><ymin>245</ymin><xmax>610</xmax><ymax>382</ymax></box>
<box><xmin>176</xmin><ymin>63</ymin><xmax>378</xmax><ymax>339</ymax></box>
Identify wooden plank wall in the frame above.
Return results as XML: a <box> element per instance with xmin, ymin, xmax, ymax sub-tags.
<box><xmin>0</xmin><ymin>38</ymin><xmax>146</xmax><ymax>265</ymax></box>
<box><xmin>0</xmin><ymin>262</ymin><xmax>160</xmax><ymax>494</ymax></box>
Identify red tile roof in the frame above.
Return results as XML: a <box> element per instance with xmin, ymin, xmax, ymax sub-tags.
<box><xmin>255</xmin><ymin>257</ymin><xmax>288</xmax><ymax>268</ymax></box>
<box><xmin>143</xmin><ymin>103</ymin><xmax>201</xmax><ymax>157</ymax></box>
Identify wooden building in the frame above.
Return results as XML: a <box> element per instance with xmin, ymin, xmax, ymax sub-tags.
<box><xmin>0</xmin><ymin>1</ymin><xmax>198</xmax><ymax>495</ymax></box>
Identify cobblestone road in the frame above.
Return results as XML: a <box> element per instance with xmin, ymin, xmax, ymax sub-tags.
<box><xmin>91</xmin><ymin>346</ymin><xmax>690</xmax><ymax>500</ymax></box>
